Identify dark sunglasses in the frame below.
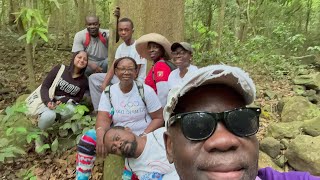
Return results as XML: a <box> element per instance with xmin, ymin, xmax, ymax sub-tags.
<box><xmin>168</xmin><ymin>107</ymin><xmax>261</xmax><ymax>141</ymax></box>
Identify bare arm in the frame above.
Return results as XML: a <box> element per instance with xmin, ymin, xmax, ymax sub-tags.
<box><xmin>101</xmin><ymin>61</ymin><xmax>115</xmax><ymax>91</ymax></box>
<box><xmin>96</xmin><ymin>111</ymin><xmax>112</xmax><ymax>158</ymax></box>
<box><xmin>143</xmin><ymin>108</ymin><xmax>164</xmax><ymax>134</ymax></box>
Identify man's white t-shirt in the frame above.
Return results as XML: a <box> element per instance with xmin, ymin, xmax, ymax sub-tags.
<box><xmin>168</xmin><ymin>64</ymin><xmax>198</xmax><ymax>89</ymax></box>
<box><xmin>125</xmin><ymin>127</ymin><xmax>178</xmax><ymax>180</ymax></box>
<box><xmin>98</xmin><ymin>82</ymin><xmax>161</xmax><ymax>135</ymax></box>
<box><xmin>115</xmin><ymin>41</ymin><xmax>147</xmax><ymax>82</ymax></box>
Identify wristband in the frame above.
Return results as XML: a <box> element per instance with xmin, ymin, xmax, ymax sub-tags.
<box><xmin>139</xmin><ymin>132</ymin><xmax>147</xmax><ymax>137</ymax></box>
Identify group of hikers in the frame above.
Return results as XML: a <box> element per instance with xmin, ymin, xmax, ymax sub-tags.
<box><xmin>24</xmin><ymin>9</ymin><xmax>319</xmax><ymax>180</ymax></box>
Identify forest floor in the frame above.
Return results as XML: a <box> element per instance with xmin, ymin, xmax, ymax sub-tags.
<box><xmin>0</xmin><ymin>31</ymin><xmax>294</xmax><ymax>179</ymax></box>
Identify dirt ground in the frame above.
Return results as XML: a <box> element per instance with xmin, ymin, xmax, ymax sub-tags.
<box><xmin>0</xmin><ymin>31</ymin><xmax>294</xmax><ymax>179</ymax></box>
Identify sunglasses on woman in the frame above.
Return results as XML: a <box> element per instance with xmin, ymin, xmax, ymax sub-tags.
<box><xmin>168</xmin><ymin>107</ymin><xmax>261</xmax><ymax>141</ymax></box>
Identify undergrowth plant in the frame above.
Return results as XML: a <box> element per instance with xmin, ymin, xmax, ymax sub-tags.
<box><xmin>0</xmin><ymin>101</ymin><xmax>95</xmax><ymax>163</ymax></box>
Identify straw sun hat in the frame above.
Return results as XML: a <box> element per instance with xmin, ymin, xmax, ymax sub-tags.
<box><xmin>136</xmin><ymin>33</ymin><xmax>173</xmax><ymax>60</ymax></box>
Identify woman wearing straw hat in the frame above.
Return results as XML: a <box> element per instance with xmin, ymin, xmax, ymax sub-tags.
<box><xmin>136</xmin><ymin>33</ymin><xmax>174</xmax><ymax>107</ymax></box>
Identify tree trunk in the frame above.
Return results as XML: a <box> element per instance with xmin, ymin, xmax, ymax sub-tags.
<box><xmin>305</xmin><ymin>0</ymin><xmax>312</xmax><ymax>33</ymax></box>
<box><xmin>205</xmin><ymin>4</ymin><xmax>213</xmax><ymax>51</ymax></box>
<box><xmin>77</xmin><ymin>0</ymin><xmax>85</xmax><ymax>31</ymax></box>
<box><xmin>91</xmin><ymin>0</ymin><xmax>96</xmax><ymax>15</ymax></box>
<box><xmin>246</xmin><ymin>0</ymin><xmax>255</xmax><ymax>35</ymax></box>
<box><xmin>0</xmin><ymin>0</ymin><xmax>3</xmax><ymax>28</ymax></box>
<box><xmin>106</xmin><ymin>0</ymin><xmax>119</xmax><ymax>68</ymax></box>
<box><xmin>8</xmin><ymin>0</ymin><xmax>16</xmax><ymax>26</ymax></box>
<box><xmin>61</xmin><ymin>0</ymin><xmax>69</xmax><ymax>48</ymax></box>
<box><xmin>25</xmin><ymin>43</ymin><xmax>36</xmax><ymax>90</ymax></box>
<box><xmin>216</xmin><ymin>0</ymin><xmax>225</xmax><ymax>50</ymax></box>
<box><xmin>235</xmin><ymin>0</ymin><xmax>247</xmax><ymax>42</ymax></box>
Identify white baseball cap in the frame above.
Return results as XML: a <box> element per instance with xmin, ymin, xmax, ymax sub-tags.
<box><xmin>164</xmin><ymin>65</ymin><xmax>256</xmax><ymax>128</ymax></box>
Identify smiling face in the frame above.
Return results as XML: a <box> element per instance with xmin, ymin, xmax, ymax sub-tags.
<box><xmin>74</xmin><ymin>51</ymin><xmax>88</xmax><ymax>70</ymax></box>
<box><xmin>164</xmin><ymin>84</ymin><xmax>259</xmax><ymax>180</ymax></box>
<box><xmin>172</xmin><ymin>46</ymin><xmax>192</xmax><ymax>70</ymax></box>
<box><xmin>86</xmin><ymin>16</ymin><xmax>100</xmax><ymax>37</ymax></box>
<box><xmin>118</xmin><ymin>21</ymin><xmax>134</xmax><ymax>43</ymax></box>
<box><xmin>104</xmin><ymin>128</ymin><xmax>138</xmax><ymax>158</ymax></box>
<box><xmin>147</xmin><ymin>42</ymin><xmax>165</xmax><ymax>62</ymax></box>
<box><xmin>114</xmin><ymin>58</ymin><xmax>137</xmax><ymax>83</ymax></box>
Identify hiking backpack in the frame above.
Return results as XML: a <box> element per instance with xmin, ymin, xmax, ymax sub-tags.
<box><xmin>104</xmin><ymin>81</ymin><xmax>147</xmax><ymax>118</ymax></box>
<box><xmin>152</xmin><ymin>60</ymin><xmax>177</xmax><ymax>84</ymax></box>
<box><xmin>84</xmin><ymin>31</ymin><xmax>108</xmax><ymax>48</ymax></box>
<box><xmin>164</xmin><ymin>60</ymin><xmax>177</xmax><ymax>71</ymax></box>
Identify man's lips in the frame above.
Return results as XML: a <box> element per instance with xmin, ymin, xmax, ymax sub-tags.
<box><xmin>203</xmin><ymin>170</ymin><xmax>244</xmax><ymax>180</ymax></box>
<box><xmin>199</xmin><ymin>165</ymin><xmax>245</xmax><ymax>180</ymax></box>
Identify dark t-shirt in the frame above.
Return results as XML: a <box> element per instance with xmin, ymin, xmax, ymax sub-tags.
<box><xmin>40</xmin><ymin>65</ymin><xmax>88</xmax><ymax>106</ymax></box>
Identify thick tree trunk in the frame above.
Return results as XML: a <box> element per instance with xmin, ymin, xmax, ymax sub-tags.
<box><xmin>106</xmin><ymin>0</ymin><xmax>119</xmax><ymax>68</ymax></box>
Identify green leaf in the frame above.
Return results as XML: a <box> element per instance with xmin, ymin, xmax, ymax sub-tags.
<box><xmin>10</xmin><ymin>147</ymin><xmax>26</xmax><ymax>155</ymax></box>
<box><xmin>35</xmin><ymin>144</ymin><xmax>50</xmax><ymax>153</ymax></box>
<box><xmin>71</xmin><ymin>123</ymin><xmax>78</xmax><ymax>133</ymax></box>
<box><xmin>27</xmin><ymin>134</ymin><xmax>39</xmax><ymax>143</ymax></box>
<box><xmin>18</xmin><ymin>34</ymin><xmax>27</xmax><ymax>41</ymax></box>
<box><xmin>25</xmin><ymin>9</ymin><xmax>33</xmax><ymax>22</ymax></box>
<box><xmin>26</xmin><ymin>28</ymin><xmax>34</xmax><ymax>44</ymax></box>
<box><xmin>15</xmin><ymin>127</ymin><xmax>27</xmax><ymax>133</ymax></box>
<box><xmin>71</xmin><ymin>113</ymin><xmax>83</xmax><ymax>120</ymax></box>
<box><xmin>6</xmin><ymin>127</ymin><xmax>14</xmax><ymax>136</ymax></box>
<box><xmin>84</xmin><ymin>115</ymin><xmax>92</xmax><ymax>122</ymax></box>
<box><xmin>37</xmin><ymin>31</ymin><xmax>48</xmax><ymax>42</ymax></box>
<box><xmin>60</xmin><ymin>122</ymin><xmax>72</xmax><ymax>129</ymax></box>
<box><xmin>51</xmin><ymin>138</ymin><xmax>59</xmax><ymax>152</ymax></box>
<box><xmin>1</xmin><ymin>152</ymin><xmax>16</xmax><ymax>160</ymax></box>
<box><xmin>36</xmin><ymin>27</ymin><xmax>48</xmax><ymax>33</ymax></box>
<box><xmin>0</xmin><ymin>138</ymin><xmax>10</xmax><ymax>148</ymax></box>
<box><xmin>58</xmin><ymin>129</ymin><xmax>69</xmax><ymax>137</ymax></box>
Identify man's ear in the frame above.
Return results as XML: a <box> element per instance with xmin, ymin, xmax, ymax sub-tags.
<box><xmin>163</xmin><ymin>131</ymin><xmax>174</xmax><ymax>163</ymax></box>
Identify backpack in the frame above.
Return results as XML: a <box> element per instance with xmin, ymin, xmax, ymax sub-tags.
<box><xmin>104</xmin><ymin>81</ymin><xmax>147</xmax><ymax>118</ymax></box>
<box><xmin>152</xmin><ymin>60</ymin><xmax>177</xmax><ymax>84</ymax></box>
<box><xmin>164</xmin><ymin>60</ymin><xmax>177</xmax><ymax>71</ymax></box>
<box><xmin>84</xmin><ymin>31</ymin><xmax>107</xmax><ymax>48</ymax></box>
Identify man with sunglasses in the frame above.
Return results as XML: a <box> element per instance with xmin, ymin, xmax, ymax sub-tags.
<box><xmin>163</xmin><ymin>65</ymin><xmax>319</xmax><ymax>180</ymax></box>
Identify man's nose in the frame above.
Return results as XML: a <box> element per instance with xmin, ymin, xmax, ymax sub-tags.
<box><xmin>203</xmin><ymin>122</ymin><xmax>241</xmax><ymax>152</ymax></box>
<box><xmin>115</xmin><ymin>141</ymin><xmax>122</xmax><ymax>148</ymax></box>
